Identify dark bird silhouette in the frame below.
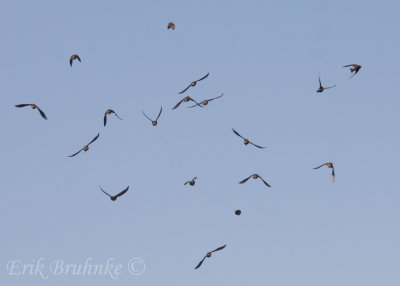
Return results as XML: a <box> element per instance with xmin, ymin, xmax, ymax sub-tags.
<box><xmin>99</xmin><ymin>186</ymin><xmax>129</xmax><ymax>201</ymax></box>
<box><xmin>172</xmin><ymin>96</ymin><xmax>202</xmax><ymax>110</ymax></box>
<box><xmin>104</xmin><ymin>109</ymin><xmax>122</xmax><ymax>126</ymax></box>
<box><xmin>343</xmin><ymin>64</ymin><xmax>361</xmax><ymax>79</ymax></box>
<box><xmin>68</xmin><ymin>133</ymin><xmax>100</xmax><ymax>157</ymax></box>
<box><xmin>184</xmin><ymin>177</ymin><xmax>197</xmax><ymax>186</ymax></box>
<box><xmin>167</xmin><ymin>22</ymin><xmax>175</xmax><ymax>30</ymax></box>
<box><xmin>313</xmin><ymin>162</ymin><xmax>335</xmax><ymax>182</ymax></box>
<box><xmin>15</xmin><ymin>104</ymin><xmax>47</xmax><ymax>120</ymax></box>
<box><xmin>235</xmin><ymin>210</ymin><xmax>241</xmax><ymax>215</ymax></box>
<box><xmin>195</xmin><ymin>244</ymin><xmax>226</xmax><ymax>269</ymax></box>
<box><xmin>70</xmin><ymin>54</ymin><xmax>81</xmax><ymax>67</ymax></box>
<box><xmin>239</xmin><ymin>174</ymin><xmax>271</xmax><ymax>187</ymax></box>
<box><xmin>188</xmin><ymin>93</ymin><xmax>224</xmax><ymax>108</ymax></box>
<box><xmin>232</xmin><ymin>128</ymin><xmax>265</xmax><ymax>149</ymax></box>
<box><xmin>316</xmin><ymin>76</ymin><xmax>336</xmax><ymax>93</ymax></box>
<box><xmin>142</xmin><ymin>107</ymin><xmax>162</xmax><ymax>126</ymax></box>
<box><xmin>178</xmin><ymin>73</ymin><xmax>209</xmax><ymax>94</ymax></box>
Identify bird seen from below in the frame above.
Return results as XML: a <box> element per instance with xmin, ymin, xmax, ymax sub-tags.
<box><xmin>70</xmin><ymin>54</ymin><xmax>81</xmax><ymax>67</ymax></box>
<box><xmin>313</xmin><ymin>162</ymin><xmax>335</xmax><ymax>182</ymax></box>
<box><xmin>142</xmin><ymin>107</ymin><xmax>162</xmax><ymax>126</ymax></box>
<box><xmin>99</xmin><ymin>186</ymin><xmax>129</xmax><ymax>201</ymax></box>
<box><xmin>15</xmin><ymin>104</ymin><xmax>47</xmax><ymax>120</ymax></box>
<box><xmin>167</xmin><ymin>22</ymin><xmax>175</xmax><ymax>30</ymax></box>
<box><xmin>104</xmin><ymin>109</ymin><xmax>122</xmax><ymax>127</ymax></box>
<box><xmin>239</xmin><ymin>174</ymin><xmax>271</xmax><ymax>187</ymax></box>
<box><xmin>68</xmin><ymin>133</ymin><xmax>100</xmax><ymax>157</ymax></box>
<box><xmin>173</xmin><ymin>96</ymin><xmax>202</xmax><ymax>110</ymax></box>
<box><xmin>343</xmin><ymin>64</ymin><xmax>362</xmax><ymax>79</ymax></box>
<box><xmin>188</xmin><ymin>93</ymin><xmax>224</xmax><ymax>108</ymax></box>
<box><xmin>316</xmin><ymin>76</ymin><xmax>336</xmax><ymax>93</ymax></box>
<box><xmin>178</xmin><ymin>73</ymin><xmax>209</xmax><ymax>94</ymax></box>
<box><xmin>232</xmin><ymin>128</ymin><xmax>265</xmax><ymax>149</ymax></box>
<box><xmin>195</xmin><ymin>244</ymin><xmax>227</xmax><ymax>269</ymax></box>
<box><xmin>184</xmin><ymin>177</ymin><xmax>197</xmax><ymax>186</ymax></box>
<box><xmin>235</xmin><ymin>210</ymin><xmax>241</xmax><ymax>215</ymax></box>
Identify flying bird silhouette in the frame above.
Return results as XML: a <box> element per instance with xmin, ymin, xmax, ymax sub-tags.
<box><xmin>195</xmin><ymin>244</ymin><xmax>226</xmax><ymax>269</ymax></box>
<box><xmin>239</xmin><ymin>174</ymin><xmax>271</xmax><ymax>187</ymax></box>
<box><xmin>99</xmin><ymin>186</ymin><xmax>129</xmax><ymax>201</ymax></box>
<box><xmin>70</xmin><ymin>54</ymin><xmax>81</xmax><ymax>67</ymax></box>
<box><xmin>172</xmin><ymin>96</ymin><xmax>202</xmax><ymax>110</ymax></box>
<box><xmin>178</xmin><ymin>73</ymin><xmax>209</xmax><ymax>94</ymax></box>
<box><xmin>104</xmin><ymin>109</ymin><xmax>122</xmax><ymax>127</ymax></box>
<box><xmin>343</xmin><ymin>64</ymin><xmax>361</xmax><ymax>79</ymax></box>
<box><xmin>68</xmin><ymin>133</ymin><xmax>100</xmax><ymax>157</ymax></box>
<box><xmin>235</xmin><ymin>210</ymin><xmax>241</xmax><ymax>215</ymax></box>
<box><xmin>313</xmin><ymin>162</ymin><xmax>335</xmax><ymax>182</ymax></box>
<box><xmin>167</xmin><ymin>22</ymin><xmax>175</xmax><ymax>30</ymax></box>
<box><xmin>184</xmin><ymin>177</ymin><xmax>197</xmax><ymax>186</ymax></box>
<box><xmin>15</xmin><ymin>104</ymin><xmax>47</xmax><ymax>120</ymax></box>
<box><xmin>232</xmin><ymin>128</ymin><xmax>265</xmax><ymax>149</ymax></box>
<box><xmin>142</xmin><ymin>107</ymin><xmax>162</xmax><ymax>126</ymax></box>
<box><xmin>316</xmin><ymin>76</ymin><xmax>336</xmax><ymax>93</ymax></box>
<box><xmin>188</xmin><ymin>93</ymin><xmax>224</xmax><ymax>108</ymax></box>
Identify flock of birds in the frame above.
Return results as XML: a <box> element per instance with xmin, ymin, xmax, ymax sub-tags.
<box><xmin>14</xmin><ymin>21</ymin><xmax>362</xmax><ymax>270</ymax></box>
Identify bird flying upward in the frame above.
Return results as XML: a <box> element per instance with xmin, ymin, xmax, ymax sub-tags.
<box><xmin>15</xmin><ymin>104</ymin><xmax>47</xmax><ymax>120</ymax></box>
<box><xmin>68</xmin><ymin>133</ymin><xmax>100</xmax><ymax>157</ymax></box>
<box><xmin>313</xmin><ymin>162</ymin><xmax>335</xmax><ymax>182</ymax></box>
<box><xmin>99</xmin><ymin>186</ymin><xmax>129</xmax><ymax>201</ymax></box>
<box><xmin>188</xmin><ymin>93</ymin><xmax>224</xmax><ymax>108</ymax></box>
<box><xmin>343</xmin><ymin>64</ymin><xmax>361</xmax><ymax>79</ymax></box>
<box><xmin>184</xmin><ymin>177</ymin><xmax>197</xmax><ymax>186</ymax></box>
<box><xmin>172</xmin><ymin>96</ymin><xmax>202</xmax><ymax>110</ymax></box>
<box><xmin>104</xmin><ymin>109</ymin><xmax>122</xmax><ymax>127</ymax></box>
<box><xmin>239</xmin><ymin>174</ymin><xmax>271</xmax><ymax>187</ymax></box>
<box><xmin>167</xmin><ymin>22</ymin><xmax>175</xmax><ymax>30</ymax></box>
<box><xmin>232</xmin><ymin>128</ymin><xmax>265</xmax><ymax>149</ymax></box>
<box><xmin>142</xmin><ymin>107</ymin><xmax>162</xmax><ymax>126</ymax></box>
<box><xmin>70</xmin><ymin>54</ymin><xmax>81</xmax><ymax>67</ymax></box>
<box><xmin>178</xmin><ymin>73</ymin><xmax>209</xmax><ymax>94</ymax></box>
<box><xmin>195</xmin><ymin>244</ymin><xmax>226</xmax><ymax>269</ymax></box>
<box><xmin>316</xmin><ymin>76</ymin><xmax>336</xmax><ymax>93</ymax></box>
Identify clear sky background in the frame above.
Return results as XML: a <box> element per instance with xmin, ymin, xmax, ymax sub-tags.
<box><xmin>1</xmin><ymin>0</ymin><xmax>400</xmax><ymax>285</ymax></box>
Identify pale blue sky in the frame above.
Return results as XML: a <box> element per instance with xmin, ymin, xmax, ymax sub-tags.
<box><xmin>1</xmin><ymin>0</ymin><xmax>400</xmax><ymax>285</ymax></box>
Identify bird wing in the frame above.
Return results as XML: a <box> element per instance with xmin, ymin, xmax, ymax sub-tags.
<box><xmin>15</xmin><ymin>104</ymin><xmax>31</xmax><ymax>108</ymax></box>
<box><xmin>194</xmin><ymin>256</ymin><xmax>206</xmax><ymax>269</ymax></box>
<box><xmin>188</xmin><ymin>98</ymin><xmax>203</xmax><ymax>107</ymax></box>
<box><xmin>76</xmin><ymin>55</ymin><xmax>81</xmax><ymax>62</ymax></box>
<box><xmin>172</xmin><ymin>99</ymin><xmax>184</xmax><ymax>109</ymax></box>
<box><xmin>68</xmin><ymin>149</ymin><xmax>82</xmax><ymax>157</ymax></box>
<box><xmin>207</xmin><ymin>93</ymin><xmax>224</xmax><ymax>102</ymax></box>
<box><xmin>104</xmin><ymin>113</ymin><xmax>108</xmax><ymax>126</ymax></box>
<box><xmin>313</xmin><ymin>163</ymin><xmax>328</xmax><ymax>169</ymax></box>
<box><xmin>318</xmin><ymin>76</ymin><xmax>322</xmax><ymax>88</ymax></box>
<box><xmin>211</xmin><ymin>244</ymin><xmax>227</xmax><ymax>253</ymax></box>
<box><xmin>232</xmin><ymin>128</ymin><xmax>245</xmax><ymax>139</ymax></box>
<box><xmin>195</xmin><ymin>73</ymin><xmax>209</xmax><ymax>82</ymax></box>
<box><xmin>36</xmin><ymin>107</ymin><xmax>47</xmax><ymax>120</ymax></box>
<box><xmin>114</xmin><ymin>112</ymin><xmax>122</xmax><ymax>120</ymax></box>
<box><xmin>70</xmin><ymin>58</ymin><xmax>73</xmax><ymax>66</ymax></box>
<box><xmin>259</xmin><ymin>176</ymin><xmax>271</xmax><ymax>187</ymax></box>
<box><xmin>88</xmin><ymin>133</ymin><xmax>100</xmax><ymax>145</ymax></box>
<box><xmin>99</xmin><ymin>186</ymin><xmax>112</xmax><ymax>198</ymax></box>
<box><xmin>115</xmin><ymin>186</ymin><xmax>129</xmax><ymax>198</ymax></box>
<box><xmin>156</xmin><ymin>106</ymin><xmax>163</xmax><ymax>120</ymax></box>
<box><xmin>331</xmin><ymin>167</ymin><xmax>335</xmax><ymax>182</ymax></box>
<box><xmin>249</xmin><ymin>141</ymin><xmax>266</xmax><ymax>149</ymax></box>
<box><xmin>343</xmin><ymin>64</ymin><xmax>354</xmax><ymax>68</ymax></box>
<box><xmin>142</xmin><ymin>110</ymin><xmax>153</xmax><ymax>122</ymax></box>
<box><xmin>239</xmin><ymin>175</ymin><xmax>252</xmax><ymax>184</ymax></box>
<box><xmin>324</xmin><ymin>84</ymin><xmax>336</xmax><ymax>89</ymax></box>
<box><xmin>178</xmin><ymin>85</ymin><xmax>191</xmax><ymax>94</ymax></box>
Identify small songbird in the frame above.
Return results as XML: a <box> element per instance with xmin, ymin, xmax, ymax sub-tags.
<box><xmin>235</xmin><ymin>210</ymin><xmax>241</xmax><ymax>215</ymax></box>
<box><xmin>239</xmin><ymin>174</ymin><xmax>271</xmax><ymax>187</ymax></box>
<box><xmin>172</xmin><ymin>96</ymin><xmax>202</xmax><ymax>110</ymax></box>
<box><xmin>343</xmin><ymin>64</ymin><xmax>361</xmax><ymax>79</ymax></box>
<box><xmin>104</xmin><ymin>109</ymin><xmax>122</xmax><ymax>127</ymax></box>
<box><xmin>68</xmin><ymin>133</ymin><xmax>100</xmax><ymax>157</ymax></box>
<box><xmin>313</xmin><ymin>162</ymin><xmax>335</xmax><ymax>182</ymax></box>
<box><xmin>15</xmin><ymin>104</ymin><xmax>47</xmax><ymax>120</ymax></box>
<box><xmin>167</xmin><ymin>22</ymin><xmax>175</xmax><ymax>30</ymax></box>
<box><xmin>195</xmin><ymin>244</ymin><xmax>227</xmax><ymax>269</ymax></box>
<box><xmin>184</xmin><ymin>177</ymin><xmax>197</xmax><ymax>186</ymax></box>
<box><xmin>188</xmin><ymin>93</ymin><xmax>224</xmax><ymax>108</ymax></box>
<box><xmin>316</xmin><ymin>76</ymin><xmax>336</xmax><ymax>93</ymax></box>
<box><xmin>142</xmin><ymin>107</ymin><xmax>162</xmax><ymax>126</ymax></box>
<box><xmin>232</xmin><ymin>128</ymin><xmax>265</xmax><ymax>149</ymax></box>
<box><xmin>99</xmin><ymin>186</ymin><xmax>129</xmax><ymax>201</ymax></box>
<box><xmin>70</xmin><ymin>54</ymin><xmax>81</xmax><ymax>67</ymax></box>
<box><xmin>178</xmin><ymin>73</ymin><xmax>209</xmax><ymax>94</ymax></box>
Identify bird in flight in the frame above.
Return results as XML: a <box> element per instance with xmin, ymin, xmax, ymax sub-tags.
<box><xmin>68</xmin><ymin>133</ymin><xmax>100</xmax><ymax>157</ymax></box>
<box><xmin>188</xmin><ymin>93</ymin><xmax>224</xmax><ymax>108</ymax></box>
<box><xmin>239</xmin><ymin>174</ymin><xmax>271</xmax><ymax>187</ymax></box>
<box><xmin>167</xmin><ymin>22</ymin><xmax>175</xmax><ymax>30</ymax></box>
<box><xmin>70</xmin><ymin>54</ymin><xmax>81</xmax><ymax>67</ymax></box>
<box><xmin>142</xmin><ymin>107</ymin><xmax>162</xmax><ymax>126</ymax></box>
<box><xmin>316</xmin><ymin>76</ymin><xmax>336</xmax><ymax>93</ymax></box>
<box><xmin>178</xmin><ymin>73</ymin><xmax>209</xmax><ymax>94</ymax></box>
<box><xmin>184</xmin><ymin>177</ymin><xmax>197</xmax><ymax>186</ymax></box>
<box><xmin>15</xmin><ymin>104</ymin><xmax>47</xmax><ymax>120</ymax></box>
<box><xmin>313</xmin><ymin>162</ymin><xmax>335</xmax><ymax>182</ymax></box>
<box><xmin>195</xmin><ymin>244</ymin><xmax>226</xmax><ymax>269</ymax></box>
<box><xmin>104</xmin><ymin>109</ymin><xmax>122</xmax><ymax>127</ymax></box>
<box><xmin>235</xmin><ymin>210</ymin><xmax>241</xmax><ymax>215</ymax></box>
<box><xmin>232</xmin><ymin>128</ymin><xmax>265</xmax><ymax>149</ymax></box>
<box><xmin>99</xmin><ymin>186</ymin><xmax>129</xmax><ymax>201</ymax></box>
<box><xmin>172</xmin><ymin>96</ymin><xmax>202</xmax><ymax>110</ymax></box>
<box><xmin>343</xmin><ymin>64</ymin><xmax>361</xmax><ymax>79</ymax></box>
